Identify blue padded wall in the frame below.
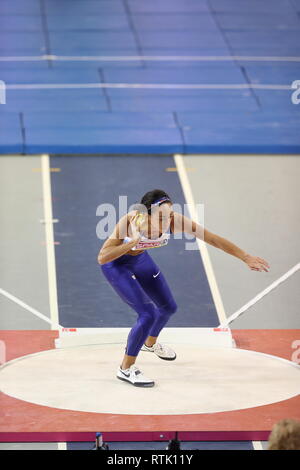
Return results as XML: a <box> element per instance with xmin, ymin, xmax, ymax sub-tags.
<box><xmin>0</xmin><ymin>0</ymin><xmax>299</xmax><ymax>154</ymax></box>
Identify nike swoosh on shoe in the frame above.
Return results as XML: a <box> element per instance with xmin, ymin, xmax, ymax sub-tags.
<box><xmin>120</xmin><ymin>369</ymin><xmax>130</xmax><ymax>377</ymax></box>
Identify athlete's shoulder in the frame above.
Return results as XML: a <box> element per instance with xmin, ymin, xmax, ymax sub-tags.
<box><xmin>113</xmin><ymin>211</ymin><xmax>133</xmax><ymax>239</ymax></box>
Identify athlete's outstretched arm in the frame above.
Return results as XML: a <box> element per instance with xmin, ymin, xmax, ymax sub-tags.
<box><xmin>172</xmin><ymin>212</ymin><xmax>270</xmax><ymax>272</ymax></box>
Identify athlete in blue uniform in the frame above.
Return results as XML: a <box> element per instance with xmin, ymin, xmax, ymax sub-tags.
<box><xmin>98</xmin><ymin>189</ymin><xmax>269</xmax><ymax>387</ymax></box>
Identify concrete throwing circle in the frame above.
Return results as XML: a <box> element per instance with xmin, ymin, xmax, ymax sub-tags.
<box><xmin>0</xmin><ymin>344</ymin><xmax>300</xmax><ymax>415</ymax></box>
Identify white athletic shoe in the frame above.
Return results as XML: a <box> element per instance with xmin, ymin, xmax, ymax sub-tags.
<box><xmin>117</xmin><ymin>365</ymin><xmax>155</xmax><ymax>387</ymax></box>
<box><xmin>141</xmin><ymin>342</ymin><xmax>177</xmax><ymax>361</ymax></box>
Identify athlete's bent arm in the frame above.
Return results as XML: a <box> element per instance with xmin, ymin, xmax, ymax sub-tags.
<box><xmin>172</xmin><ymin>212</ymin><xmax>270</xmax><ymax>272</ymax></box>
<box><xmin>97</xmin><ymin>213</ymin><xmax>140</xmax><ymax>265</ymax></box>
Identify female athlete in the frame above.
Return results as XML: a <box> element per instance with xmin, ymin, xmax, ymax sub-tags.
<box><xmin>98</xmin><ymin>189</ymin><xmax>270</xmax><ymax>387</ymax></box>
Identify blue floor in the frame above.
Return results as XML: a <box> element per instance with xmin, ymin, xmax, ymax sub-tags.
<box><xmin>1</xmin><ymin>0</ymin><xmax>299</xmax><ymax>154</ymax></box>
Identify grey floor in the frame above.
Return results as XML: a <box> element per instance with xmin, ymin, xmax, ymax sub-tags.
<box><xmin>0</xmin><ymin>156</ymin><xmax>51</xmax><ymax>329</ymax></box>
<box><xmin>184</xmin><ymin>154</ymin><xmax>300</xmax><ymax>329</ymax></box>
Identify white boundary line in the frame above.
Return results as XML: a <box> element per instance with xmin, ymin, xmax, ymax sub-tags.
<box><xmin>41</xmin><ymin>154</ymin><xmax>60</xmax><ymax>330</ymax></box>
<box><xmin>219</xmin><ymin>263</ymin><xmax>300</xmax><ymax>328</ymax></box>
<box><xmin>57</xmin><ymin>443</ymin><xmax>67</xmax><ymax>450</ymax></box>
<box><xmin>0</xmin><ymin>287</ymin><xmax>56</xmax><ymax>327</ymax></box>
<box><xmin>252</xmin><ymin>441</ymin><xmax>264</xmax><ymax>450</ymax></box>
<box><xmin>0</xmin><ymin>55</ymin><xmax>300</xmax><ymax>62</ymax></box>
<box><xmin>5</xmin><ymin>83</ymin><xmax>292</xmax><ymax>90</ymax></box>
<box><xmin>174</xmin><ymin>154</ymin><xmax>227</xmax><ymax>326</ymax></box>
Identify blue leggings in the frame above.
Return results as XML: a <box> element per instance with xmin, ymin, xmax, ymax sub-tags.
<box><xmin>101</xmin><ymin>251</ymin><xmax>177</xmax><ymax>356</ymax></box>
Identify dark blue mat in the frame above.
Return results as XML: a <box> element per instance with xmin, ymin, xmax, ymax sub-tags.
<box><xmin>51</xmin><ymin>155</ymin><xmax>219</xmax><ymax>328</ymax></box>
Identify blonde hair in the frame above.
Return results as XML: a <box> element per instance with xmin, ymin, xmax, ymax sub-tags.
<box><xmin>268</xmin><ymin>419</ymin><xmax>300</xmax><ymax>450</ymax></box>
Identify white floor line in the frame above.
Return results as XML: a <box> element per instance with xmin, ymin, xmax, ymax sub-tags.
<box><xmin>219</xmin><ymin>263</ymin><xmax>300</xmax><ymax>328</ymax></box>
<box><xmin>57</xmin><ymin>442</ymin><xmax>67</xmax><ymax>450</ymax></box>
<box><xmin>5</xmin><ymin>83</ymin><xmax>292</xmax><ymax>90</ymax></box>
<box><xmin>0</xmin><ymin>287</ymin><xmax>60</xmax><ymax>327</ymax></box>
<box><xmin>173</xmin><ymin>154</ymin><xmax>227</xmax><ymax>326</ymax></box>
<box><xmin>0</xmin><ymin>55</ymin><xmax>300</xmax><ymax>62</ymax></box>
<box><xmin>252</xmin><ymin>441</ymin><xmax>264</xmax><ymax>450</ymax></box>
<box><xmin>41</xmin><ymin>154</ymin><xmax>60</xmax><ymax>330</ymax></box>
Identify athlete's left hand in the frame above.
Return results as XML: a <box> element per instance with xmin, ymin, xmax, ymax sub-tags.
<box><xmin>243</xmin><ymin>254</ymin><xmax>270</xmax><ymax>272</ymax></box>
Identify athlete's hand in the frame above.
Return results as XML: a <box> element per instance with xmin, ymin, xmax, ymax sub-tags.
<box><xmin>129</xmin><ymin>214</ymin><xmax>143</xmax><ymax>243</ymax></box>
<box><xmin>243</xmin><ymin>254</ymin><xmax>270</xmax><ymax>272</ymax></box>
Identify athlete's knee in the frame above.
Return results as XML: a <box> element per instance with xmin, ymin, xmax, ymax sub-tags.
<box><xmin>135</xmin><ymin>302</ymin><xmax>156</xmax><ymax>326</ymax></box>
<box><xmin>160</xmin><ymin>299</ymin><xmax>177</xmax><ymax>316</ymax></box>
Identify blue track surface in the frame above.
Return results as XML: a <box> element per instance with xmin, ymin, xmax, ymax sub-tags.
<box><xmin>51</xmin><ymin>155</ymin><xmax>219</xmax><ymax>328</ymax></box>
<box><xmin>0</xmin><ymin>0</ymin><xmax>300</xmax><ymax>154</ymax></box>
